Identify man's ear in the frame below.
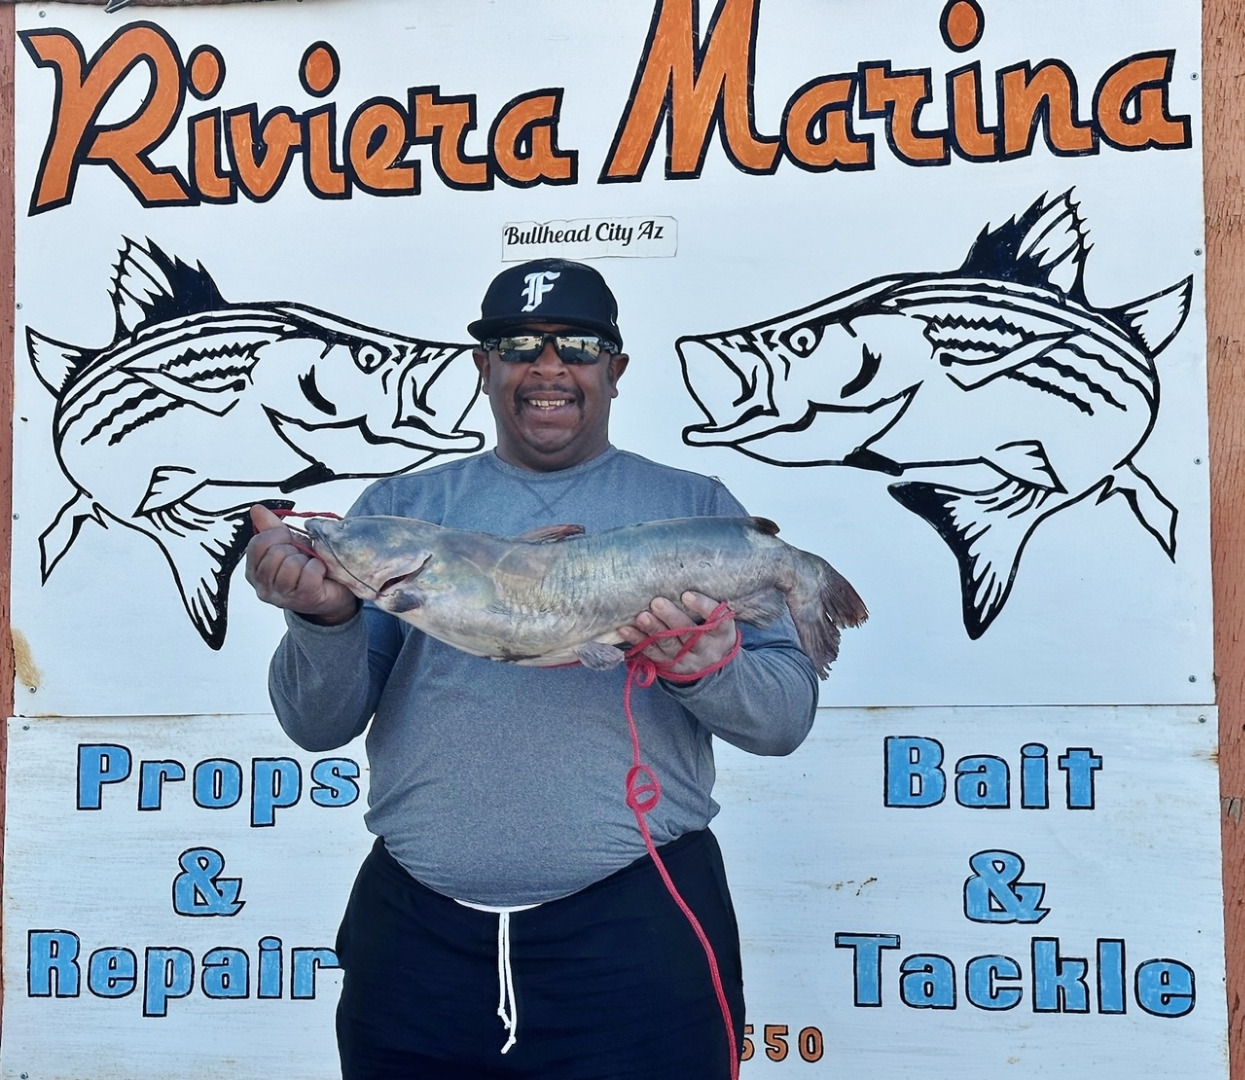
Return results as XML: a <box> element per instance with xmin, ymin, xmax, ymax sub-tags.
<box><xmin>608</xmin><ymin>353</ymin><xmax>629</xmax><ymax>395</ymax></box>
<box><xmin>472</xmin><ymin>349</ymin><xmax>490</xmax><ymax>393</ymax></box>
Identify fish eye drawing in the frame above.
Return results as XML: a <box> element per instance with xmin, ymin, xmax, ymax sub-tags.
<box><xmin>28</xmin><ymin>239</ymin><xmax>484</xmax><ymax>649</ymax></box>
<box><xmin>677</xmin><ymin>191</ymin><xmax>1192</xmax><ymax>639</ymax></box>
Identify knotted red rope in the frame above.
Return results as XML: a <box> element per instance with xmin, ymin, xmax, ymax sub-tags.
<box><xmin>621</xmin><ymin>603</ymin><xmax>743</xmax><ymax>1080</ymax></box>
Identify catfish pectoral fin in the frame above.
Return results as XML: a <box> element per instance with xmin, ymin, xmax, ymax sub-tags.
<box><xmin>727</xmin><ymin>587</ymin><xmax>787</xmax><ymax>628</ymax></box>
<box><xmin>573</xmin><ymin>641</ymin><xmax>628</xmax><ymax>671</ymax></box>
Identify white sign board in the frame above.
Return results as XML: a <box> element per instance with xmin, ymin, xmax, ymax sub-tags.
<box><xmin>2</xmin><ymin>708</ymin><xmax>1226</xmax><ymax>1078</ymax></box>
<box><xmin>4</xmin><ymin>1</ymin><xmax>1221</xmax><ymax>1077</ymax></box>
<box><xmin>8</xmin><ymin>0</ymin><xmax>1210</xmax><ymax>712</ymax></box>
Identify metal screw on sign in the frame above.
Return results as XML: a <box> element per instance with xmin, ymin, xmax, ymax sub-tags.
<box><xmin>1189</xmin><ymin>675</ymin><xmax>1198</xmax><ymax>683</ymax></box>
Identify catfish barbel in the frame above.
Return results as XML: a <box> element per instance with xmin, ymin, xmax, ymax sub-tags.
<box><xmin>305</xmin><ymin>515</ymin><xmax>867</xmax><ymax>678</ymax></box>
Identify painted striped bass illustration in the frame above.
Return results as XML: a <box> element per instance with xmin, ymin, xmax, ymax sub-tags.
<box><xmin>28</xmin><ymin>239</ymin><xmax>484</xmax><ymax>648</ymax></box>
<box><xmin>305</xmin><ymin>514</ymin><xmax>868</xmax><ymax>678</ymax></box>
<box><xmin>677</xmin><ymin>191</ymin><xmax>1192</xmax><ymax>638</ymax></box>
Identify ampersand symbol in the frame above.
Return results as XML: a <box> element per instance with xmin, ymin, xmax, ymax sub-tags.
<box><xmin>962</xmin><ymin>849</ymin><xmax>1048</xmax><ymax>924</ymax></box>
<box><xmin>172</xmin><ymin>847</ymin><xmax>245</xmax><ymax>917</ymax></box>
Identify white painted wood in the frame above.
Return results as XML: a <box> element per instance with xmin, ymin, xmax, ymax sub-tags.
<box><xmin>2</xmin><ymin>707</ymin><xmax>1225</xmax><ymax>1077</ymax></box>
<box><xmin>6</xmin><ymin>0</ymin><xmax>1211</xmax><ymax>714</ymax></box>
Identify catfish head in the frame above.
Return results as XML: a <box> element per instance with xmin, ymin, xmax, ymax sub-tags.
<box><xmin>259</xmin><ymin>305</ymin><xmax>484</xmax><ymax>477</ymax></box>
<box><xmin>306</xmin><ymin>515</ymin><xmax>447</xmax><ymax>616</ymax></box>
<box><xmin>677</xmin><ymin>277</ymin><xmax>931</xmax><ymax>466</ymax></box>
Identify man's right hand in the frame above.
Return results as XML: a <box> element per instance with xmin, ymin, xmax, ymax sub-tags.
<box><xmin>244</xmin><ymin>505</ymin><xmax>360</xmax><ymax>625</ymax></box>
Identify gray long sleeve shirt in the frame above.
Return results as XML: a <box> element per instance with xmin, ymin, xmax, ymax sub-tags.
<box><xmin>269</xmin><ymin>447</ymin><xmax>818</xmax><ymax>905</ymax></box>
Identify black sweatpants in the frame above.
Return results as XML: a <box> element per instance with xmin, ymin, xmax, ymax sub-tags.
<box><xmin>335</xmin><ymin>830</ymin><xmax>745</xmax><ymax>1079</ymax></box>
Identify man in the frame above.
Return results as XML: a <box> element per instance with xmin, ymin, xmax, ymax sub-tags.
<box><xmin>246</xmin><ymin>258</ymin><xmax>819</xmax><ymax>1079</ymax></box>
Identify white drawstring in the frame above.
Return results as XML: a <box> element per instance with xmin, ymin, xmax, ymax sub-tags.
<box><xmin>454</xmin><ymin>899</ymin><xmax>540</xmax><ymax>1053</ymax></box>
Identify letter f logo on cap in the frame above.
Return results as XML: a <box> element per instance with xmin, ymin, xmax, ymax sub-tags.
<box><xmin>521</xmin><ymin>270</ymin><xmax>560</xmax><ymax>312</ymax></box>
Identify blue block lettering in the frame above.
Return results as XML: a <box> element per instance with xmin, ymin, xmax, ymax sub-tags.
<box><xmin>1098</xmin><ymin>939</ymin><xmax>1126</xmax><ymax>1013</ymax></box>
<box><xmin>1057</xmin><ymin>748</ymin><xmax>1102</xmax><ymax>809</ymax></box>
<box><xmin>292</xmin><ymin>947</ymin><xmax>340</xmax><ymax>998</ymax></box>
<box><xmin>253</xmin><ymin>759</ymin><xmax>302</xmax><ymax>826</ymax></box>
<box><xmin>963</xmin><ymin>850</ymin><xmax>1049</xmax><ymax>923</ymax></box>
<box><xmin>88</xmin><ymin>948</ymin><xmax>137</xmax><ymax>997</ymax></box>
<box><xmin>202</xmin><ymin>948</ymin><xmax>250</xmax><ymax>998</ymax></box>
<box><xmin>77</xmin><ymin>744</ymin><xmax>131</xmax><ymax>810</ymax></box>
<box><xmin>1021</xmin><ymin>743</ymin><xmax>1049</xmax><ymax>809</ymax></box>
<box><xmin>28</xmin><ymin>930</ymin><xmax>80</xmax><ymax>996</ymax></box>
<box><xmin>955</xmin><ymin>755</ymin><xmax>1010</xmax><ymax>808</ymax></box>
<box><xmin>899</xmin><ymin>954</ymin><xmax>956</xmax><ymax>1008</ymax></box>
<box><xmin>310</xmin><ymin>759</ymin><xmax>361</xmax><ymax>807</ymax></box>
<box><xmin>1032</xmin><ymin>938</ymin><xmax>1089</xmax><ymax>1013</ymax></box>
<box><xmin>1135</xmin><ymin>959</ymin><xmax>1196</xmax><ymax>1017</ymax></box>
<box><xmin>966</xmin><ymin>954</ymin><xmax>1022</xmax><ymax>1010</ymax></box>
<box><xmin>194</xmin><ymin>759</ymin><xmax>243</xmax><ymax>809</ymax></box>
<box><xmin>144</xmin><ymin>948</ymin><xmax>194</xmax><ymax>1016</ymax></box>
<box><xmin>834</xmin><ymin>933</ymin><xmax>900</xmax><ymax>1006</ymax></box>
<box><xmin>259</xmin><ymin>936</ymin><xmax>283</xmax><ymax>998</ymax></box>
<box><xmin>885</xmin><ymin>737</ymin><xmax>945</xmax><ymax>807</ymax></box>
<box><xmin>138</xmin><ymin>760</ymin><xmax>186</xmax><ymax>810</ymax></box>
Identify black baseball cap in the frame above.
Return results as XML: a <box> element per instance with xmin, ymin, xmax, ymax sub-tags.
<box><xmin>468</xmin><ymin>259</ymin><xmax>623</xmax><ymax>347</ymax></box>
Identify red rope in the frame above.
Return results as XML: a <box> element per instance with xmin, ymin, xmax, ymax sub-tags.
<box><xmin>271</xmin><ymin>509</ymin><xmax>342</xmax><ymax>521</ymax></box>
<box><xmin>258</xmin><ymin>508</ymin><xmax>343</xmax><ymax>560</ymax></box>
<box><xmin>621</xmin><ymin>603</ymin><xmax>742</xmax><ymax>1080</ymax></box>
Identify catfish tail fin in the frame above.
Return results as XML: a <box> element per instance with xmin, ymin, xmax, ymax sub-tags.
<box><xmin>781</xmin><ymin>551</ymin><xmax>868</xmax><ymax>679</ymax></box>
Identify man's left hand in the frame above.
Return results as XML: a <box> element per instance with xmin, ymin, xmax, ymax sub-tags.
<box><xmin>617</xmin><ymin>591</ymin><xmax>737</xmax><ymax>678</ymax></box>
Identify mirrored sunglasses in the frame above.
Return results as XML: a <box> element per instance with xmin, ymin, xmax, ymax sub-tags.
<box><xmin>485</xmin><ymin>332</ymin><xmax>616</xmax><ymax>365</ymax></box>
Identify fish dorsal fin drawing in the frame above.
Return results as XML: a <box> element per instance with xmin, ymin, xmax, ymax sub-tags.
<box><xmin>111</xmin><ymin>237</ymin><xmax>228</xmax><ymax>336</ymax></box>
<box><xmin>27</xmin><ymin>327</ymin><xmax>94</xmax><ymax>397</ymax></box>
<box><xmin>1105</xmin><ymin>277</ymin><xmax>1193</xmax><ymax>358</ymax></box>
<box><xmin>518</xmin><ymin>524</ymin><xmax>586</xmax><ymax>543</ymax></box>
<box><xmin>958</xmin><ymin>191</ymin><xmax>1090</xmax><ymax>302</ymax></box>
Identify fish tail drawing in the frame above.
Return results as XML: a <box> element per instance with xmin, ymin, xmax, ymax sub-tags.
<box><xmin>149</xmin><ymin>498</ymin><xmax>294</xmax><ymax>650</ymax></box>
<box><xmin>889</xmin><ymin>478</ymin><xmax>1066</xmax><ymax>638</ymax></box>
